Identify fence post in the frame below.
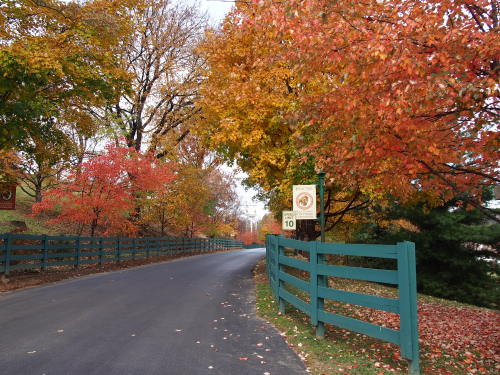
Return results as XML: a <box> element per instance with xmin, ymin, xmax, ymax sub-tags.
<box><xmin>310</xmin><ymin>241</ymin><xmax>320</xmax><ymax>332</ymax></box>
<box><xmin>267</xmin><ymin>236</ymin><xmax>272</xmax><ymax>279</ymax></box>
<box><xmin>265</xmin><ymin>235</ymin><xmax>269</xmax><ymax>276</ymax></box>
<box><xmin>277</xmin><ymin>236</ymin><xmax>286</xmax><ymax>314</ymax></box>
<box><xmin>75</xmin><ymin>237</ymin><xmax>81</xmax><ymax>269</ymax></box>
<box><xmin>117</xmin><ymin>238</ymin><xmax>121</xmax><ymax>263</ymax></box>
<box><xmin>99</xmin><ymin>238</ymin><xmax>104</xmax><ymax>266</ymax></box>
<box><xmin>42</xmin><ymin>234</ymin><xmax>48</xmax><ymax>271</ymax></box>
<box><xmin>132</xmin><ymin>238</ymin><xmax>136</xmax><ymax>260</ymax></box>
<box><xmin>4</xmin><ymin>233</ymin><xmax>12</xmax><ymax>276</ymax></box>
<box><xmin>316</xmin><ymin>241</ymin><xmax>326</xmax><ymax>339</ymax></box>
<box><xmin>407</xmin><ymin>241</ymin><xmax>420</xmax><ymax>375</ymax></box>
<box><xmin>397</xmin><ymin>242</ymin><xmax>420</xmax><ymax>375</ymax></box>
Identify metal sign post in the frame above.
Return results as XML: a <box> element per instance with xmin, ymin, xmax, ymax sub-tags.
<box><xmin>317</xmin><ymin>172</ymin><xmax>325</xmax><ymax>243</ymax></box>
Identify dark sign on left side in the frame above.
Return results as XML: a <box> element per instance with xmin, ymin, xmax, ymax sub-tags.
<box><xmin>0</xmin><ymin>183</ymin><xmax>16</xmax><ymax>210</ymax></box>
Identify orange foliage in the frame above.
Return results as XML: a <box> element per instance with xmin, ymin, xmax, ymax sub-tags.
<box><xmin>258</xmin><ymin>213</ymin><xmax>281</xmax><ymax>241</ymax></box>
<box><xmin>202</xmin><ymin>0</ymin><xmax>499</xmax><ymax>220</ymax></box>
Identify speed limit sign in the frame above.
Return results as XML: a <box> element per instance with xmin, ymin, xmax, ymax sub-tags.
<box><xmin>282</xmin><ymin>211</ymin><xmax>296</xmax><ymax>231</ymax></box>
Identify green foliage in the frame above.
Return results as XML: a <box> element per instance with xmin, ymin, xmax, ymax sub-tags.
<box><xmin>0</xmin><ymin>0</ymin><xmax>136</xmax><ymax>149</ymax></box>
<box><xmin>0</xmin><ymin>187</ymin><xmax>59</xmax><ymax>235</ymax></box>
<box><xmin>354</xmin><ymin>201</ymin><xmax>500</xmax><ymax>308</ymax></box>
<box><xmin>0</xmin><ymin>51</ymin><xmax>56</xmax><ymax>148</ymax></box>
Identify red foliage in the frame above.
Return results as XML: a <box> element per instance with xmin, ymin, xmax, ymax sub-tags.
<box><xmin>368</xmin><ymin>302</ymin><xmax>499</xmax><ymax>373</ymax></box>
<box><xmin>236</xmin><ymin>0</ymin><xmax>499</xmax><ymax>207</ymax></box>
<box><xmin>238</xmin><ymin>231</ymin><xmax>259</xmax><ymax>245</ymax></box>
<box><xmin>32</xmin><ymin>144</ymin><xmax>175</xmax><ymax>236</ymax></box>
<box><xmin>322</xmin><ymin>279</ymin><xmax>499</xmax><ymax>373</ymax></box>
<box><xmin>337</xmin><ymin>298</ymin><xmax>499</xmax><ymax>373</ymax></box>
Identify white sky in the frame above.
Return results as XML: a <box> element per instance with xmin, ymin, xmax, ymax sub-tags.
<box><xmin>233</xmin><ymin>169</ymin><xmax>269</xmax><ymax>222</ymax></box>
<box><xmin>185</xmin><ymin>0</ymin><xmax>270</xmax><ymax>222</ymax></box>
<box><xmin>198</xmin><ymin>0</ymin><xmax>234</xmax><ymax>24</ymax></box>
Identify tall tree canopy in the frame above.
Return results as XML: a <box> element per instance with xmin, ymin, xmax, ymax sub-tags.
<box><xmin>199</xmin><ymin>0</ymin><xmax>499</xmax><ymax>224</ymax></box>
<box><xmin>103</xmin><ymin>0</ymin><xmax>207</xmax><ymax>154</ymax></box>
<box><xmin>0</xmin><ymin>0</ymin><xmax>139</xmax><ymax>149</ymax></box>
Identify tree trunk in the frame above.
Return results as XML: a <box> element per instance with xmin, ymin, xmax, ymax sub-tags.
<box><xmin>90</xmin><ymin>218</ymin><xmax>98</xmax><ymax>237</ymax></box>
<box><xmin>35</xmin><ymin>188</ymin><xmax>42</xmax><ymax>203</ymax></box>
<box><xmin>296</xmin><ymin>220</ymin><xmax>318</xmax><ymax>241</ymax></box>
<box><xmin>34</xmin><ymin>173</ymin><xmax>43</xmax><ymax>202</ymax></box>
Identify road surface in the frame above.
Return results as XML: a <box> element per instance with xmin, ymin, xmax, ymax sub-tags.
<box><xmin>0</xmin><ymin>248</ymin><xmax>306</xmax><ymax>375</ymax></box>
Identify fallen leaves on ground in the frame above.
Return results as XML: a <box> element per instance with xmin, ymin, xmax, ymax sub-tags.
<box><xmin>323</xmin><ymin>278</ymin><xmax>499</xmax><ymax>374</ymax></box>
<box><xmin>261</xmin><ymin>261</ymin><xmax>499</xmax><ymax>374</ymax></box>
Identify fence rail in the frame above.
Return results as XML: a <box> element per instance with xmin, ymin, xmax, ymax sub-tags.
<box><xmin>266</xmin><ymin>235</ymin><xmax>419</xmax><ymax>375</ymax></box>
<box><xmin>1</xmin><ymin>233</ymin><xmax>243</xmax><ymax>275</ymax></box>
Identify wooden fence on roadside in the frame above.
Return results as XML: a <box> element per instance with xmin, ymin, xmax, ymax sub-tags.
<box><xmin>0</xmin><ymin>233</ymin><xmax>243</xmax><ymax>275</ymax></box>
<box><xmin>266</xmin><ymin>234</ymin><xmax>420</xmax><ymax>375</ymax></box>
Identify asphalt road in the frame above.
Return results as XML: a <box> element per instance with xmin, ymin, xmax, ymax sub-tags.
<box><xmin>0</xmin><ymin>248</ymin><xmax>306</xmax><ymax>375</ymax></box>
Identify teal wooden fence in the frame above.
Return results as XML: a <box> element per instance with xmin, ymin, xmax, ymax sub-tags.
<box><xmin>266</xmin><ymin>235</ymin><xmax>420</xmax><ymax>375</ymax></box>
<box><xmin>0</xmin><ymin>233</ymin><xmax>243</xmax><ymax>275</ymax></box>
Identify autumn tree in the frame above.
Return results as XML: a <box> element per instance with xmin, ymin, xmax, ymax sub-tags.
<box><xmin>198</xmin><ymin>4</ymin><xmax>372</xmax><ymax>240</ymax></box>
<box><xmin>141</xmin><ymin>165</ymin><xmax>206</xmax><ymax>237</ymax></box>
<box><xmin>14</xmin><ymin>134</ymin><xmax>72</xmax><ymax>202</ymax></box>
<box><xmin>102</xmin><ymin>0</ymin><xmax>208</xmax><ymax>155</ymax></box>
<box><xmin>0</xmin><ymin>149</ymin><xmax>18</xmax><ymax>183</ymax></box>
<box><xmin>199</xmin><ymin>0</ymin><xmax>499</xmax><ymax>231</ymax></box>
<box><xmin>257</xmin><ymin>213</ymin><xmax>281</xmax><ymax>241</ymax></box>
<box><xmin>238</xmin><ymin>231</ymin><xmax>259</xmax><ymax>246</ymax></box>
<box><xmin>140</xmin><ymin>131</ymin><xmax>239</xmax><ymax>237</ymax></box>
<box><xmin>32</xmin><ymin>144</ymin><xmax>175</xmax><ymax>237</ymax></box>
<box><xmin>197</xmin><ymin>7</ymin><xmax>296</xmax><ymax>193</ymax></box>
<box><xmin>203</xmin><ymin>168</ymin><xmax>240</xmax><ymax>238</ymax></box>
<box><xmin>0</xmin><ymin>0</ymin><xmax>139</xmax><ymax>150</ymax></box>
<box><xmin>252</xmin><ymin>0</ymin><xmax>499</xmax><ymax>219</ymax></box>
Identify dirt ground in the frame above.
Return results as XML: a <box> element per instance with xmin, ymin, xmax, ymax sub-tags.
<box><xmin>252</xmin><ymin>257</ymin><xmax>269</xmax><ymax>285</ymax></box>
<box><xmin>1</xmin><ymin>249</ymin><xmax>240</xmax><ymax>293</ymax></box>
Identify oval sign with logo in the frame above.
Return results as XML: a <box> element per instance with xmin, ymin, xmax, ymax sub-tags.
<box><xmin>292</xmin><ymin>185</ymin><xmax>317</xmax><ymax>219</ymax></box>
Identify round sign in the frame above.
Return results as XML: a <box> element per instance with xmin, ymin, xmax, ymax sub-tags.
<box><xmin>1</xmin><ymin>190</ymin><xmax>12</xmax><ymax>201</ymax></box>
<box><xmin>295</xmin><ymin>192</ymin><xmax>313</xmax><ymax>210</ymax></box>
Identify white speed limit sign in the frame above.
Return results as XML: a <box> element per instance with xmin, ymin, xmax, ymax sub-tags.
<box><xmin>282</xmin><ymin>211</ymin><xmax>296</xmax><ymax>231</ymax></box>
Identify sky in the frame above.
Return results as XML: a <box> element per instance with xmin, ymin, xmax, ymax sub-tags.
<box><xmin>199</xmin><ymin>0</ymin><xmax>235</xmax><ymax>24</ymax></box>
<box><xmin>189</xmin><ymin>0</ymin><xmax>270</xmax><ymax>222</ymax></box>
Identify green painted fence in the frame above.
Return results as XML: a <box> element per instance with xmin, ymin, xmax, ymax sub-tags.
<box><xmin>266</xmin><ymin>235</ymin><xmax>420</xmax><ymax>375</ymax></box>
<box><xmin>0</xmin><ymin>233</ymin><xmax>243</xmax><ymax>275</ymax></box>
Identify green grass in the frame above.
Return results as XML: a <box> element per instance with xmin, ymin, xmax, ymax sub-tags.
<box><xmin>255</xmin><ymin>259</ymin><xmax>498</xmax><ymax>375</ymax></box>
<box><xmin>256</xmin><ymin>283</ymin><xmax>406</xmax><ymax>375</ymax></box>
<box><xmin>0</xmin><ymin>187</ymin><xmax>58</xmax><ymax>235</ymax></box>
